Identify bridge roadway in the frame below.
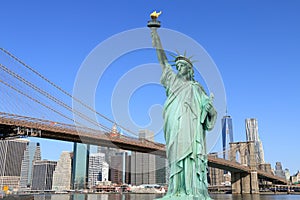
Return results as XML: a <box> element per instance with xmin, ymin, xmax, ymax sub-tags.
<box><xmin>0</xmin><ymin>112</ymin><xmax>287</xmax><ymax>185</ymax></box>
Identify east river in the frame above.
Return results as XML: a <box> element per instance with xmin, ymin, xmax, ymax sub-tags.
<box><xmin>3</xmin><ymin>194</ymin><xmax>300</xmax><ymax>200</ymax></box>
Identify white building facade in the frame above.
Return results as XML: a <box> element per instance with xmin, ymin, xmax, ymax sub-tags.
<box><xmin>52</xmin><ymin>151</ymin><xmax>72</xmax><ymax>191</ymax></box>
<box><xmin>88</xmin><ymin>152</ymin><xmax>107</xmax><ymax>188</ymax></box>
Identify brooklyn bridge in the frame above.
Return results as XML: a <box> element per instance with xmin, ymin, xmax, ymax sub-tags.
<box><xmin>0</xmin><ymin>48</ymin><xmax>288</xmax><ymax>194</ymax></box>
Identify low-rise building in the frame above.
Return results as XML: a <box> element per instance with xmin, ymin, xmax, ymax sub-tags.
<box><xmin>291</xmin><ymin>171</ymin><xmax>300</xmax><ymax>184</ymax></box>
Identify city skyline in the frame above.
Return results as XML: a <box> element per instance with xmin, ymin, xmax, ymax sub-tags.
<box><xmin>0</xmin><ymin>1</ymin><xmax>299</xmax><ymax>175</ymax></box>
<box><xmin>1</xmin><ymin>136</ymin><xmax>292</xmax><ymax>192</ymax></box>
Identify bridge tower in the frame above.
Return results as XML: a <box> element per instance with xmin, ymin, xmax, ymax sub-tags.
<box><xmin>230</xmin><ymin>141</ymin><xmax>259</xmax><ymax>194</ymax></box>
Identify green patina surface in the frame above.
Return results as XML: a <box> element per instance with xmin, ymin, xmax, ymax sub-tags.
<box><xmin>149</xmin><ymin>20</ymin><xmax>217</xmax><ymax>200</ymax></box>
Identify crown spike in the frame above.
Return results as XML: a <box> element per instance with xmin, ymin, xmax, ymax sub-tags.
<box><xmin>170</xmin><ymin>51</ymin><xmax>196</xmax><ymax>67</ymax></box>
<box><xmin>169</xmin><ymin>52</ymin><xmax>177</xmax><ymax>58</ymax></box>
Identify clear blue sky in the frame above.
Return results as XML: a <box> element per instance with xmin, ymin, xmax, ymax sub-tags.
<box><xmin>1</xmin><ymin>1</ymin><xmax>299</xmax><ymax>174</ymax></box>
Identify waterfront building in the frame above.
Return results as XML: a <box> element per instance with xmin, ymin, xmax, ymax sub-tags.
<box><xmin>221</xmin><ymin>115</ymin><xmax>233</xmax><ymax>160</ymax></box>
<box><xmin>274</xmin><ymin>162</ymin><xmax>286</xmax><ymax>179</ymax></box>
<box><xmin>223</xmin><ymin>173</ymin><xmax>231</xmax><ymax>185</ymax></box>
<box><xmin>291</xmin><ymin>171</ymin><xmax>300</xmax><ymax>184</ymax></box>
<box><xmin>72</xmin><ymin>143</ymin><xmax>90</xmax><ymax>190</ymax></box>
<box><xmin>285</xmin><ymin>168</ymin><xmax>291</xmax><ymax>181</ymax></box>
<box><xmin>258</xmin><ymin>163</ymin><xmax>273</xmax><ymax>174</ymax></box>
<box><xmin>102</xmin><ymin>161</ymin><xmax>109</xmax><ymax>182</ymax></box>
<box><xmin>88</xmin><ymin>152</ymin><xmax>107</xmax><ymax>188</ymax></box>
<box><xmin>155</xmin><ymin>155</ymin><xmax>167</xmax><ymax>185</ymax></box>
<box><xmin>97</xmin><ymin>124</ymin><xmax>123</xmax><ymax>170</ymax></box>
<box><xmin>208</xmin><ymin>153</ymin><xmax>224</xmax><ymax>186</ymax></box>
<box><xmin>245</xmin><ymin>118</ymin><xmax>265</xmax><ymax>165</ymax></box>
<box><xmin>131</xmin><ymin>130</ymin><xmax>156</xmax><ymax>186</ymax></box>
<box><xmin>31</xmin><ymin>160</ymin><xmax>57</xmax><ymax>190</ymax></box>
<box><xmin>0</xmin><ymin>139</ymin><xmax>28</xmax><ymax>191</ymax></box>
<box><xmin>110</xmin><ymin>152</ymin><xmax>131</xmax><ymax>184</ymax></box>
<box><xmin>19</xmin><ymin>142</ymin><xmax>41</xmax><ymax>190</ymax></box>
<box><xmin>52</xmin><ymin>151</ymin><xmax>72</xmax><ymax>191</ymax></box>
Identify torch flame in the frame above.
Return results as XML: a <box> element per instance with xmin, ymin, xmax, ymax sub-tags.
<box><xmin>150</xmin><ymin>11</ymin><xmax>162</xmax><ymax>19</ymax></box>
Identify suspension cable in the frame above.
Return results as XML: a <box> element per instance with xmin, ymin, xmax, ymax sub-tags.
<box><xmin>0</xmin><ymin>48</ymin><xmax>136</xmax><ymax>135</ymax></box>
<box><xmin>0</xmin><ymin>63</ymin><xmax>110</xmax><ymax>132</ymax></box>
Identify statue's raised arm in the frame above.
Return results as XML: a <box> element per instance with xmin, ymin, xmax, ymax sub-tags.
<box><xmin>147</xmin><ymin>11</ymin><xmax>169</xmax><ymax>69</ymax></box>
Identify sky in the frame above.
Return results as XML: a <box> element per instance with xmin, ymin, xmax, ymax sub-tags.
<box><xmin>1</xmin><ymin>1</ymin><xmax>300</xmax><ymax>174</ymax></box>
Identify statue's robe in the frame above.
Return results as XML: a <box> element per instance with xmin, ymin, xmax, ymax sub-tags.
<box><xmin>159</xmin><ymin>65</ymin><xmax>217</xmax><ymax>200</ymax></box>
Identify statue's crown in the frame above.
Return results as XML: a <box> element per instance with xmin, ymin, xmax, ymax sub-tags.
<box><xmin>175</xmin><ymin>55</ymin><xmax>193</xmax><ymax>67</ymax></box>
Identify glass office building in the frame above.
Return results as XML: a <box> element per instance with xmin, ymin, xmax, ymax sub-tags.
<box><xmin>221</xmin><ymin>115</ymin><xmax>234</xmax><ymax>160</ymax></box>
<box><xmin>31</xmin><ymin>160</ymin><xmax>57</xmax><ymax>190</ymax></box>
<box><xmin>19</xmin><ymin>142</ymin><xmax>41</xmax><ymax>190</ymax></box>
<box><xmin>72</xmin><ymin>143</ymin><xmax>90</xmax><ymax>189</ymax></box>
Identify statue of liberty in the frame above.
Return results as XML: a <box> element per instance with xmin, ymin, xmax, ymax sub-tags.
<box><xmin>148</xmin><ymin>12</ymin><xmax>217</xmax><ymax>200</ymax></box>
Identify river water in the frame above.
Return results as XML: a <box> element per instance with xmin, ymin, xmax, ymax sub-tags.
<box><xmin>4</xmin><ymin>194</ymin><xmax>300</xmax><ymax>200</ymax></box>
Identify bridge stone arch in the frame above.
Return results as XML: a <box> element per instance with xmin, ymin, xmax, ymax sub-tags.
<box><xmin>229</xmin><ymin>141</ymin><xmax>259</xmax><ymax>194</ymax></box>
<box><xmin>229</xmin><ymin>142</ymin><xmax>255</xmax><ymax>166</ymax></box>
<box><xmin>235</xmin><ymin>150</ymin><xmax>241</xmax><ymax>164</ymax></box>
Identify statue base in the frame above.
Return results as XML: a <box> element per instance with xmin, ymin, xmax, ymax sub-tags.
<box><xmin>155</xmin><ymin>194</ymin><xmax>213</xmax><ymax>200</ymax></box>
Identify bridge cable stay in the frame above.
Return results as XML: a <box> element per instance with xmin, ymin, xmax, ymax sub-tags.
<box><xmin>0</xmin><ymin>49</ymin><xmax>111</xmax><ymax>132</ymax></box>
<box><xmin>0</xmin><ymin>63</ymin><xmax>110</xmax><ymax>132</ymax></box>
<box><xmin>0</xmin><ymin>48</ymin><xmax>137</xmax><ymax>136</ymax></box>
<box><xmin>0</xmin><ymin>78</ymin><xmax>75</xmax><ymax>125</ymax></box>
<box><xmin>0</xmin><ymin>69</ymin><xmax>89</xmax><ymax>130</ymax></box>
<box><xmin>0</xmin><ymin>65</ymin><xmax>45</xmax><ymax>117</ymax></box>
<box><xmin>0</xmin><ymin>63</ymin><xmax>109</xmax><ymax>132</ymax></box>
<box><xmin>0</xmin><ymin>75</ymin><xmax>144</xmax><ymax>144</ymax></box>
<box><xmin>0</xmin><ymin>51</ymin><xmax>70</xmax><ymax>121</ymax></box>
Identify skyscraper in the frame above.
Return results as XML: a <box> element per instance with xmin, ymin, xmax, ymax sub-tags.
<box><xmin>97</xmin><ymin>124</ymin><xmax>122</xmax><ymax>181</ymax></box>
<box><xmin>31</xmin><ymin>160</ymin><xmax>57</xmax><ymax>190</ymax></box>
<box><xmin>208</xmin><ymin>153</ymin><xmax>223</xmax><ymax>186</ymax></box>
<box><xmin>221</xmin><ymin>115</ymin><xmax>233</xmax><ymax>160</ymax></box>
<box><xmin>131</xmin><ymin>130</ymin><xmax>156</xmax><ymax>185</ymax></box>
<box><xmin>245</xmin><ymin>118</ymin><xmax>265</xmax><ymax>164</ymax></box>
<box><xmin>52</xmin><ymin>151</ymin><xmax>72</xmax><ymax>191</ymax></box>
<box><xmin>274</xmin><ymin>162</ymin><xmax>286</xmax><ymax>179</ymax></box>
<box><xmin>155</xmin><ymin>156</ymin><xmax>167</xmax><ymax>185</ymax></box>
<box><xmin>19</xmin><ymin>142</ymin><xmax>41</xmax><ymax>190</ymax></box>
<box><xmin>72</xmin><ymin>143</ymin><xmax>90</xmax><ymax>190</ymax></box>
<box><xmin>0</xmin><ymin>139</ymin><xmax>28</xmax><ymax>191</ymax></box>
<box><xmin>88</xmin><ymin>152</ymin><xmax>107</xmax><ymax>188</ymax></box>
<box><xmin>110</xmin><ymin>152</ymin><xmax>130</xmax><ymax>184</ymax></box>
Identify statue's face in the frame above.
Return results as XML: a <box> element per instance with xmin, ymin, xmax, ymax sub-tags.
<box><xmin>176</xmin><ymin>60</ymin><xmax>190</xmax><ymax>77</ymax></box>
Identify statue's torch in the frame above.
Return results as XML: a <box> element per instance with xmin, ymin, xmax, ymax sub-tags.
<box><xmin>147</xmin><ymin>11</ymin><xmax>162</xmax><ymax>28</ymax></box>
